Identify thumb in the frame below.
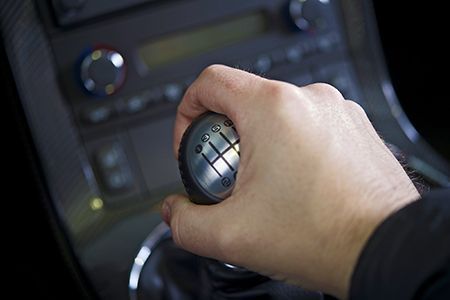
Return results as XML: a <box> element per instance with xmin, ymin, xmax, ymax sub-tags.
<box><xmin>161</xmin><ymin>194</ymin><xmax>232</xmax><ymax>260</ymax></box>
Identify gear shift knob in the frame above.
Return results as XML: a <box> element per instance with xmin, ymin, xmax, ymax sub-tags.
<box><xmin>178</xmin><ymin>112</ymin><xmax>240</xmax><ymax>205</ymax></box>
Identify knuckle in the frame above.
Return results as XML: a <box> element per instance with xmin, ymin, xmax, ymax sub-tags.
<box><xmin>305</xmin><ymin>82</ymin><xmax>345</xmax><ymax>101</ymax></box>
<box><xmin>178</xmin><ymin>81</ymin><xmax>197</xmax><ymax>111</ymax></box>
<box><xmin>264</xmin><ymin>81</ymin><xmax>297</xmax><ymax>99</ymax></box>
<box><xmin>345</xmin><ymin>100</ymin><xmax>370</xmax><ymax>124</ymax></box>
<box><xmin>346</xmin><ymin>100</ymin><xmax>366</xmax><ymax>115</ymax></box>
<box><xmin>176</xmin><ymin>97</ymin><xmax>186</xmax><ymax>113</ymax></box>
<box><xmin>176</xmin><ymin>102</ymin><xmax>183</xmax><ymax>115</ymax></box>
<box><xmin>200</xmin><ymin>64</ymin><xmax>253</xmax><ymax>96</ymax></box>
<box><xmin>200</xmin><ymin>64</ymin><xmax>225</xmax><ymax>79</ymax></box>
<box><xmin>261</xmin><ymin>81</ymin><xmax>300</xmax><ymax>108</ymax></box>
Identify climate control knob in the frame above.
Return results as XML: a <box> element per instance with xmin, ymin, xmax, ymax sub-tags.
<box><xmin>78</xmin><ymin>46</ymin><xmax>126</xmax><ymax>97</ymax></box>
<box><xmin>288</xmin><ymin>0</ymin><xmax>332</xmax><ymax>32</ymax></box>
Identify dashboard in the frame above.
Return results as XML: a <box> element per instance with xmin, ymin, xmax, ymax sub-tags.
<box><xmin>2</xmin><ymin>0</ymin><xmax>449</xmax><ymax>299</ymax></box>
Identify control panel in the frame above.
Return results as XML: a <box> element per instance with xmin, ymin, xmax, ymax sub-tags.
<box><xmin>42</xmin><ymin>0</ymin><xmax>363</xmax><ymax>209</ymax></box>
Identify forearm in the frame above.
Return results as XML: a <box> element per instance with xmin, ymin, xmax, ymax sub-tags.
<box><xmin>350</xmin><ymin>189</ymin><xmax>450</xmax><ymax>299</ymax></box>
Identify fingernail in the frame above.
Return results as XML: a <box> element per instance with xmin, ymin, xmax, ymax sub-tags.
<box><xmin>161</xmin><ymin>200</ymin><xmax>171</xmax><ymax>226</ymax></box>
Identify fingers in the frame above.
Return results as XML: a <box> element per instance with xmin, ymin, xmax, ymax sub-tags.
<box><xmin>173</xmin><ymin>64</ymin><xmax>265</xmax><ymax>157</ymax></box>
<box><xmin>162</xmin><ymin>194</ymin><xmax>236</xmax><ymax>260</ymax></box>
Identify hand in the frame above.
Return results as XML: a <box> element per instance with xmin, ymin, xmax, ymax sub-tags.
<box><xmin>161</xmin><ymin>65</ymin><xmax>420</xmax><ymax>299</ymax></box>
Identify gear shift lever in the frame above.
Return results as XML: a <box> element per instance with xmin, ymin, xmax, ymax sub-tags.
<box><xmin>178</xmin><ymin>111</ymin><xmax>249</xmax><ymax>275</ymax></box>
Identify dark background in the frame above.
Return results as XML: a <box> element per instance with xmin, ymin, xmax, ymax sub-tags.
<box><xmin>2</xmin><ymin>2</ymin><xmax>448</xmax><ymax>299</ymax></box>
<box><xmin>373</xmin><ymin>2</ymin><xmax>449</xmax><ymax>160</ymax></box>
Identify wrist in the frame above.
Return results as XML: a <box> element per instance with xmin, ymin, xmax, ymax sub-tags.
<box><xmin>334</xmin><ymin>186</ymin><xmax>420</xmax><ymax>298</ymax></box>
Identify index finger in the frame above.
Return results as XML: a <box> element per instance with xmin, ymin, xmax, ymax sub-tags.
<box><xmin>173</xmin><ymin>64</ymin><xmax>265</xmax><ymax>157</ymax></box>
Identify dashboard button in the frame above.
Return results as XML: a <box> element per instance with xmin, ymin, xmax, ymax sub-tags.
<box><xmin>95</xmin><ymin>143</ymin><xmax>134</xmax><ymax>193</ymax></box>
<box><xmin>317</xmin><ymin>33</ymin><xmax>340</xmax><ymax>52</ymax></box>
<box><xmin>286</xmin><ymin>45</ymin><xmax>303</xmax><ymax>63</ymax></box>
<box><xmin>104</xmin><ymin>170</ymin><xmax>133</xmax><ymax>190</ymax></box>
<box><xmin>124</xmin><ymin>95</ymin><xmax>148</xmax><ymax>114</ymax></box>
<box><xmin>82</xmin><ymin>105</ymin><xmax>114</xmax><ymax>124</ymax></box>
<box><xmin>254</xmin><ymin>55</ymin><xmax>272</xmax><ymax>73</ymax></box>
<box><xmin>288</xmin><ymin>0</ymin><xmax>333</xmax><ymax>33</ymax></box>
<box><xmin>164</xmin><ymin>83</ymin><xmax>183</xmax><ymax>103</ymax></box>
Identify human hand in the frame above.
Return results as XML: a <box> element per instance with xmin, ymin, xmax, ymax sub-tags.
<box><xmin>161</xmin><ymin>65</ymin><xmax>420</xmax><ymax>299</ymax></box>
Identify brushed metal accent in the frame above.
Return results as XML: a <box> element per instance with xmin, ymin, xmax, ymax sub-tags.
<box><xmin>185</xmin><ymin>113</ymin><xmax>240</xmax><ymax>201</ymax></box>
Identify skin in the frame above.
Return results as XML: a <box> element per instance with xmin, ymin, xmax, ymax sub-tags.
<box><xmin>161</xmin><ymin>65</ymin><xmax>420</xmax><ymax>299</ymax></box>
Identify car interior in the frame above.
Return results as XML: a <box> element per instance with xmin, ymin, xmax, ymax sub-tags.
<box><xmin>2</xmin><ymin>0</ymin><xmax>449</xmax><ymax>299</ymax></box>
